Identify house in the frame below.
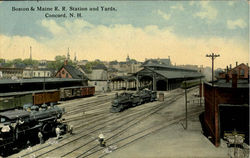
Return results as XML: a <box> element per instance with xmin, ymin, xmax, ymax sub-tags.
<box><xmin>78</xmin><ymin>63</ymin><xmax>108</xmax><ymax>91</ymax></box>
<box><xmin>55</xmin><ymin>61</ymin><xmax>88</xmax><ymax>86</ymax></box>
<box><xmin>219</xmin><ymin>62</ymin><xmax>249</xmax><ymax>79</ymax></box>
<box><xmin>0</xmin><ymin>67</ymin><xmax>23</xmax><ymax>79</ymax></box>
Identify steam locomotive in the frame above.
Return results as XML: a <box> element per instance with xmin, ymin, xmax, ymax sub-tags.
<box><xmin>110</xmin><ymin>89</ymin><xmax>157</xmax><ymax>112</ymax></box>
<box><xmin>0</xmin><ymin>104</ymin><xmax>68</xmax><ymax>156</ymax></box>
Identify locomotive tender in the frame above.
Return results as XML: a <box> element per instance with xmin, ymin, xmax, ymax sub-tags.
<box><xmin>0</xmin><ymin>104</ymin><xmax>67</xmax><ymax>155</ymax></box>
<box><xmin>110</xmin><ymin>89</ymin><xmax>157</xmax><ymax>112</ymax></box>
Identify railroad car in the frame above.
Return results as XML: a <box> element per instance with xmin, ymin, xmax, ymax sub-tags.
<box><xmin>0</xmin><ymin>86</ymin><xmax>95</xmax><ymax>111</ymax></box>
<box><xmin>59</xmin><ymin>86</ymin><xmax>95</xmax><ymax>100</ymax></box>
<box><xmin>181</xmin><ymin>79</ymin><xmax>202</xmax><ymax>89</ymax></box>
<box><xmin>33</xmin><ymin>90</ymin><xmax>60</xmax><ymax>105</ymax></box>
<box><xmin>0</xmin><ymin>92</ymin><xmax>33</xmax><ymax>111</ymax></box>
<box><xmin>110</xmin><ymin>89</ymin><xmax>157</xmax><ymax>113</ymax></box>
<box><xmin>0</xmin><ymin>104</ymin><xmax>68</xmax><ymax>156</ymax></box>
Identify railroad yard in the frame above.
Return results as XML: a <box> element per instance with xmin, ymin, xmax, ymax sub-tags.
<box><xmin>5</xmin><ymin>86</ymin><xmax>229</xmax><ymax>158</ymax></box>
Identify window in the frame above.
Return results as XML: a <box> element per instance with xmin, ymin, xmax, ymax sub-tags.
<box><xmin>95</xmin><ymin>82</ymin><xmax>97</xmax><ymax>85</ymax></box>
<box><xmin>240</xmin><ymin>69</ymin><xmax>245</xmax><ymax>76</ymax></box>
<box><xmin>0</xmin><ymin>117</ymin><xmax>6</xmax><ymax>123</ymax></box>
<box><xmin>62</xmin><ymin>70</ymin><xmax>65</xmax><ymax>74</ymax></box>
<box><xmin>66</xmin><ymin>73</ymin><xmax>69</xmax><ymax>78</ymax></box>
<box><xmin>38</xmin><ymin>72</ymin><xmax>40</xmax><ymax>77</ymax></box>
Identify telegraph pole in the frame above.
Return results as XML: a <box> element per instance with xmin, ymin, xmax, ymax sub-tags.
<box><xmin>206</xmin><ymin>53</ymin><xmax>220</xmax><ymax>85</ymax></box>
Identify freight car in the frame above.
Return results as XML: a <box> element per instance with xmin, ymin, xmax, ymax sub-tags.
<box><xmin>110</xmin><ymin>89</ymin><xmax>157</xmax><ymax>112</ymax></box>
<box><xmin>60</xmin><ymin>86</ymin><xmax>95</xmax><ymax>100</ymax></box>
<box><xmin>0</xmin><ymin>86</ymin><xmax>95</xmax><ymax>111</ymax></box>
<box><xmin>0</xmin><ymin>104</ymin><xmax>68</xmax><ymax>156</ymax></box>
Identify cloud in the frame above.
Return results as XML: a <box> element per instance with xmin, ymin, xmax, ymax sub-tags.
<box><xmin>227</xmin><ymin>19</ymin><xmax>247</xmax><ymax>29</ymax></box>
<box><xmin>170</xmin><ymin>4</ymin><xmax>184</xmax><ymax>11</ymax></box>
<box><xmin>157</xmin><ymin>10</ymin><xmax>171</xmax><ymax>20</ymax></box>
<box><xmin>194</xmin><ymin>2</ymin><xmax>218</xmax><ymax>22</ymax></box>
<box><xmin>41</xmin><ymin>19</ymin><xmax>66</xmax><ymax>35</ymax></box>
<box><xmin>0</xmin><ymin>19</ymin><xmax>248</xmax><ymax>69</ymax></box>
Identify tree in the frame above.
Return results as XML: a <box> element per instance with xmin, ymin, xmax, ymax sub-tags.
<box><xmin>47</xmin><ymin>55</ymin><xmax>76</xmax><ymax>70</ymax></box>
<box><xmin>84</xmin><ymin>60</ymin><xmax>103</xmax><ymax>73</ymax></box>
<box><xmin>23</xmin><ymin>59</ymin><xmax>39</xmax><ymax>67</ymax></box>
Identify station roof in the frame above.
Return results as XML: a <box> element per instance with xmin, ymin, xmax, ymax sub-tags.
<box><xmin>142</xmin><ymin>63</ymin><xmax>198</xmax><ymax>72</ymax></box>
<box><xmin>0</xmin><ymin>78</ymin><xmax>83</xmax><ymax>85</ymax></box>
<box><xmin>152</xmin><ymin>69</ymin><xmax>203</xmax><ymax>79</ymax></box>
<box><xmin>136</xmin><ymin>67</ymin><xmax>203</xmax><ymax>80</ymax></box>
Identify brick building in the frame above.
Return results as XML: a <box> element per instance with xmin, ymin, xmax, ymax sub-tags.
<box><xmin>219</xmin><ymin>62</ymin><xmax>249</xmax><ymax>79</ymax></box>
<box><xmin>55</xmin><ymin>61</ymin><xmax>88</xmax><ymax>86</ymax></box>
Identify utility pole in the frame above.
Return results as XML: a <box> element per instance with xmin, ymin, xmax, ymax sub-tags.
<box><xmin>206</xmin><ymin>53</ymin><xmax>220</xmax><ymax>86</ymax></box>
<box><xmin>184</xmin><ymin>80</ymin><xmax>187</xmax><ymax>130</ymax></box>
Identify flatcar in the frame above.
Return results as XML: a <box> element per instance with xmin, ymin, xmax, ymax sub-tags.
<box><xmin>0</xmin><ymin>104</ymin><xmax>68</xmax><ymax>156</ymax></box>
<box><xmin>110</xmin><ymin>89</ymin><xmax>157</xmax><ymax>112</ymax></box>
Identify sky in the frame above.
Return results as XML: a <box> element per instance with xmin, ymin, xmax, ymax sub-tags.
<box><xmin>0</xmin><ymin>0</ymin><xmax>249</xmax><ymax>69</ymax></box>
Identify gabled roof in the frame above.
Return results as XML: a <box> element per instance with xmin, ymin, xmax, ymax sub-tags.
<box><xmin>136</xmin><ymin>67</ymin><xmax>203</xmax><ymax>79</ymax></box>
<box><xmin>228</xmin><ymin>63</ymin><xmax>249</xmax><ymax>73</ymax></box>
<box><xmin>142</xmin><ymin>63</ymin><xmax>197</xmax><ymax>72</ymax></box>
<box><xmin>153</xmin><ymin>69</ymin><xmax>203</xmax><ymax>79</ymax></box>
<box><xmin>63</xmin><ymin>65</ymin><xmax>86</xmax><ymax>79</ymax></box>
<box><xmin>78</xmin><ymin>65</ymin><xmax>89</xmax><ymax>73</ymax></box>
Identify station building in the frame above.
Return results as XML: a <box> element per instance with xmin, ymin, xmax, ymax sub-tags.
<box><xmin>111</xmin><ymin>63</ymin><xmax>203</xmax><ymax>91</ymax></box>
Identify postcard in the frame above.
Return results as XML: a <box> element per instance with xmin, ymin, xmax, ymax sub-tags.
<box><xmin>0</xmin><ymin>0</ymin><xmax>249</xmax><ymax>158</ymax></box>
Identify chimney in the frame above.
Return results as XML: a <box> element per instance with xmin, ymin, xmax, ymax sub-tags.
<box><xmin>230</xmin><ymin>64</ymin><xmax>232</xmax><ymax>70</ymax></box>
<box><xmin>236</xmin><ymin>62</ymin><xmax>238</xmax><ymax>67</ymax></box>
<box><xmin>64</xmin><ymin>60</ymin><xmax>68</xmax><ymax>66</ymax></box>
<box><xmin>226</xmin><ymin>66</ymin><xmax>228</xmax><ymax>72</ymax></box>
<box><xmin>247</xmin><ymin>63</ymin><xmax>249</xmax><ymax>67</ymax></box>
<box><xmin>226</xmin><ymin>74</ymin><xmax>230</xmax><ymax>83</ymax></box>
<box><xmin>232</xmin><ymin>70</ymin><xmax>237</xmax><ymax>88</ymax></box>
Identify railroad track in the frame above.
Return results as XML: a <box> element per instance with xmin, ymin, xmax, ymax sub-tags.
<box><xmin>83</xmin><ymin>108</ymin><xmax>203</xmax><ymax>158</ymax></box>
<box><xmin>14</xmin><ymin>87</ymin><xmax>199</xmax><ymax>158</ymax></box>
<box><xmin>40</xmin><ymin>88</ymin><xmax>198</xmax><ymax>158</ymax></box>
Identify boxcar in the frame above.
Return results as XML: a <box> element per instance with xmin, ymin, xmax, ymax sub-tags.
<box><xmin>60</xmin><ymin>86</ymin><xmax>95</xmax><ymax>100</ymax></box>
<box><xmin>33</xmin><ymin>90</ymin><xmax>60</xmax><ymax>105</ymax></box>
<box><xmin>0</xmin><ymin>92</ymin><xmax>33</xmax><ymax>111</ymax></box>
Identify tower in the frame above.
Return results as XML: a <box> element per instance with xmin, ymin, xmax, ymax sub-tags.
<box><xmin>67</xmin><ymin>48</ymin><xmax>70</xmax><ymax>60</ymax></box>
<box><xmin>30</xmin><ymin>46</ymin><xmax>32</xmax><ymax>60</ymax></box>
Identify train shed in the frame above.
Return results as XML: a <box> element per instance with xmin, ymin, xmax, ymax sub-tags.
<box><xmin>135</xmin><ymin>63</ymin><xmax>203</xmax><ymax>91</ymax></box>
